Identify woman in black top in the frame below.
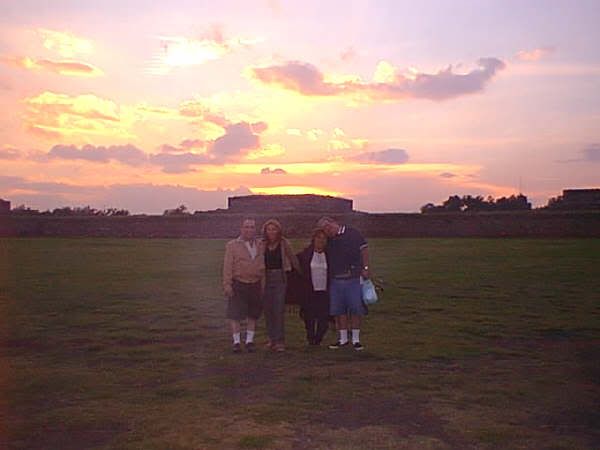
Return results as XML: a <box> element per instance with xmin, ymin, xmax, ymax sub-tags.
<box><xmin>262</xmin><ymin>219</ymin><xmax>300</xmax><ymax>352</ymax></box>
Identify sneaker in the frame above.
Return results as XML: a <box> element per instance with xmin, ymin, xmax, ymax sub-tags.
<box><xmin>232</xmin><ymin>343</ymin><xmax>242</xmax><ymax>353</ymax></box>
<box><xmin>353</xmin><ymin>342</ymin><xmax>364</xmax><ymax>351</ymax></box>
<box><xmin>328</xmin><ymin>341</ymin><xmax>349</xmax><ymax>350</ymax></box>
<box><xmin>246</xmin><ymin>342</ymin><xmax>256</xmax><ymax>353</ymax></box>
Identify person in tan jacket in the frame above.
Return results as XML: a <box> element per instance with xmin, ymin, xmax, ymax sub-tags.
<box><xmin>223</xmin><ymin>219</ymin><xmax>265</xmax><ymax>353</ymax></box>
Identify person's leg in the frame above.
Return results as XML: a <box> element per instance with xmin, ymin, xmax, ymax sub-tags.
<box><xmin>273</xmin><ymin>273</ymin><xmax>287</xmax><ymax>347</ymax></box>
<box><xmin>227</xmin><ymin>282</ymin><xmax>245</xmax><ymax>351</ymax></box>
<box><xmin>263</xmin><ymin>276</ymin><xmax>276</xmax><ymax>344</ymax></box>
<box><xmin>337</xmin><ymin>313</ymin><xmax>348</xmax><ymax>343</ymax></box>
<box><xmin>314</xmin><ymin>292</ymin><xmax>329</xmax><ymax>344</ymax></box>
<box><xmin>347</xmin><ymin>278</ymin><xmax>365</xmax><ymax>349</ymax></box>
<box><xmin>304</xmin><ymin>318</ymin><xmax>316</xmax><ymax>343</ymax></box>
<box><xmin>329</xmin><ymin>280</ymin><xmax>349</xmax><ymax>347</ymax></box>
<box><xmin>229</xmin><ymin>319</ymin><xmax>241</xmax><ymax>343</ymax></box>
<box><xmin>246</xmin><ymin>318</ymin><xmax>256</xmax><ymax>344</ymax></box>
<box><xmin>315</xmin><ymin>316</ymin><xmax>329</xmax><ymax>344</ymax></box>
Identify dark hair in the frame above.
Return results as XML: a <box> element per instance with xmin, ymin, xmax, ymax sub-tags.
<box><xmin>311</xmin><ymin>227</ymin><xmax>327</xmax><ymax>247</ymax></box>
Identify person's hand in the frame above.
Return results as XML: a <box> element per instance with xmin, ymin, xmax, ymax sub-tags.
<box><xmin>224</xmin><ymin>286</ymin><xmax>233</xmax><ymax>298</ymax></box>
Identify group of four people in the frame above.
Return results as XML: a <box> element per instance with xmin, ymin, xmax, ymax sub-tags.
<box><xmin>222</xmin><ymin>216</ymin><xmax>371</xmax><ymax>353</ymax></box>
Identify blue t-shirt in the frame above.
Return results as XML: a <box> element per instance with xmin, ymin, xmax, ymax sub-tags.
<box><xmin>327</xmin><ymin>225</ymin><xmax>368</xmax><ymax>278</ymax></box>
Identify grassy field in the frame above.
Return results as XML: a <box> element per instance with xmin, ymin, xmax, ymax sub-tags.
<box><xmin>1</xmin><ymin>238</ymin><xmax>599</xmax><ymax>449</ymax></box>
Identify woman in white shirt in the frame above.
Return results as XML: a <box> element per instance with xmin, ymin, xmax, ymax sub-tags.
<box><xmin>294</xmin><ymin>228</ymin><xmax>331</xmax><ymax>345</ymax></box>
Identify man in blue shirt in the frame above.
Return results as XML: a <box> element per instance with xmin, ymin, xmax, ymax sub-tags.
<box><xmin>317</xmin><ymin>216</ymin><xmax>370</xmax><ymax>351</ymax></box>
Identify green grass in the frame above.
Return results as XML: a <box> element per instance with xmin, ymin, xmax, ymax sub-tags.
<box><xmin>1</xmin><ymin>238</ymin><xmax>599</xmax><ymax>449</ymax></box>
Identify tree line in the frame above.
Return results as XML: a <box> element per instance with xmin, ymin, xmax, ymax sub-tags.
<box><xmin>421</xmin><ymin>194</ymin><xmax>532</xmax><ymax>213</ymax></box>
<box><xmin>6</xmin><ymin>192</ymin><xmax>596</xmax><ymax>216</ymax></box>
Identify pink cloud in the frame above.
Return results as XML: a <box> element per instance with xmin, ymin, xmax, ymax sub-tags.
<box><xmin>351</xmin><ymin>148</ymin><xmax>409</xmax><ymax>164</ymax></box>
<box><xmin>516</xmin><ymin>46</ymin><xmax>556</xmax><ymax>62</ymax></box>
<box><xmin>250</xmin><ymin>57</ymin><xmax>506</xmax><ymax>101</ymax></box>
<box><xmin>209</xmin><ymin>122</ymin><xmax>262</xmax><ymax>161</ymax></box>
<box><xmin>0</xmin><ymin>147</ymin><xmax>21</xmax><ymax>160</ymax></box>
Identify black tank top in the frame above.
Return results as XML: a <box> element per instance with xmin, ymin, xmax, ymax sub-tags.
<box><xmin>265</xmin><ymin>243</ymin><xmax>283</xmax><ymax>270</ymax></box>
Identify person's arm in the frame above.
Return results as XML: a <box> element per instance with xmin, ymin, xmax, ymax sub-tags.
<box><xmin>357</xmin><ymin>231</ymin><xmax>370</xmax><ymax>279</ymax></box>
<box><xmin>284</xmin><ymin>239</ymin><xmax>302</xmax><ymax>274</ymax></box>
<box><xmin>223</xmin><ymin>242</ymin><xmax>234</xmax><ymax>298</ymax></box>
<box><xmin>361</xmin><ymin>246</ymin><xmax>370</xmax><ymax>279</ymax></box>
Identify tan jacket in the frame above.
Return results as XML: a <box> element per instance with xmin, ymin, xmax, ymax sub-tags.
<box><xmin>223</xmin><ymin>238</ymin><xmax>265</xmax><ymax>292</ymax></box>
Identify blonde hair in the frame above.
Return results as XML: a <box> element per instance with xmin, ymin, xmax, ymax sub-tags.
<box><xmin>262</xmin><ymin>218</ymin><xmax>283</xmax><ymax>243</ymax></box>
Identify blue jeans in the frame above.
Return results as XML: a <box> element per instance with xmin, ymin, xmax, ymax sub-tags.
<box><xmin>329</xmin><ymin>278</ymin><xmax>365</xmax><ymax>316</ymax></box>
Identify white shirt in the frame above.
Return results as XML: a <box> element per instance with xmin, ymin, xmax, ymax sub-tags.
<box><xmin>310</xmin><ymin>251</ymin><xmax>328</xmax><ymax>291</ymax></box>
<box><xmin>243</xmin><ymin>239</ymin><xmax>258</xmax><ymax>260</ymax></box>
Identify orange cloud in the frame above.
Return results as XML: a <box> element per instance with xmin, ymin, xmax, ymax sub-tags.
<box><xmin>249</xmin><ymin>58</ymin><xmax>506</xmax><ymax>102</ymax></box>
<box><xmin>38</xmin><ymin>29</ymin><xmax>93</xmax><ymax>57</ymax></box>
<box><xmin>2</xmin><ymin>56</ymin><xmax>103</xmax><ymax>77</ymax></box>
<box><xmin>23</xmin><ymin>91</ymin><xmax>129</xmax><ymax>139</ymax></box>
<box><xmin>516</xmin><ymin>46</ymin><xmax>556</xmax><ymax>62</ymax></box>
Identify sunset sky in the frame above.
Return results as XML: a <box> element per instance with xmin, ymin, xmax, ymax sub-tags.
<box><xmin>1</xmin><ymin>0</ymin><xmax>599</xmax><ymax>213</ymax></box>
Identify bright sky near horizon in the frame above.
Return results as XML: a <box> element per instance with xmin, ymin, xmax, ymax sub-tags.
<box><xmin>1</xmin><ymin>0</ymin><xmax>599</xmax><ymax>213</ymax></box>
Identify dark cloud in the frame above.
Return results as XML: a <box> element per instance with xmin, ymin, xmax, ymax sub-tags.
<box><xmin>48</xmin><ymin>143</ymin><xmax>210</xmax><ymax>173</ymax></box>
<box><xmin>209</xmin><ymin>122</ymin><xmax>262</xmax><ymax>161</ymax></box>
<box><xmin>0</xmin><ymin>147</ymin><xmax>20</xmax><ymax>159</ymax></box>
<box><xmin>14</xmin><ymin>119</ymin><xmax>266</xmax><ymax>174</ymax></box>
<box><xmin>0</xmin><ymin>175</ymin><xmax>252</xmax><ymax>214</ymax></box>
<box><xmin>148</xmin><ymin>152</ymin><xmax>209</xmax><ymax>173</ymax></box>
<box><xmin>250</xmin><ymin>57</ymin><xmax>506</xmax><ymax>101</ymax></box>
<box><xmin>179</xmin><ymin>139</ymin><xmax>206</xmax><ymax>149</ymax></box>
<box><xmin>260</xmin><ymin>167</ymin><xmax>287</xmax><ymax>175</ymax></box>
<box><xmin>583</xmin><ymin>144</ymin><xmax>600</xmax><ymax>162</ymax></box>
<box><xmin>0</xmin><ymin>175</ymin><xmax>88</xmax><ymax>194</ymax></box>
<box><xmin>251</xmin><ymin>61</ymin><xmax>337</xmax><ymax>95</ymax></box>
<box><xmin>352</xmin><ymin>148</ymin><xmax>409</xmax><ymax>164</ymax></box>
<box><xmin>49</xmin><ymin>144</ymin><xmax>148</xmax><ymax>166</ymax></box>
<box><xmin>439</xmin><ymin>172</ymin><xmax>457</xmax><ymax>178</ymax></box>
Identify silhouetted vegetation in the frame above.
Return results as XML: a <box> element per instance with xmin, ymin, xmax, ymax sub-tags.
<box><xmin>421</xmin><ymin>194</ymin><xmax>531</xmax><ymax>213</ymax></box>
<box><xmin>162</xmin><ymin>204</ymin><xmax>191</xmax><ymax>216</ymax></box>
<box><xmin>10</xmin><ymin>205</ymin><xmax>130</xmax><ymax>216</ymax></box>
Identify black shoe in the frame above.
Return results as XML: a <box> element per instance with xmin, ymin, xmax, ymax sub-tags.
<box><xmin>246</xmin><ymin>342</ymin><xmax>256</xmax><ymax>353</ymax></box>
<box><xmin>353</xmin><ymin>342</ymin><xmax>364</xmax><ymax>351</ymax></box>
<box><xmin>232</xmin><ymin>343</ymin><xmax>241</xmax><ymax>353</ymax></box>
<box><xmin>328</xmin><ymin>341</ymin><xmax>349</xmax><ymax>349</ymax></box>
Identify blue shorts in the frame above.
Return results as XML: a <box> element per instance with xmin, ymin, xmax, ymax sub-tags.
<box><xmin>329</xmin><ymin>277</ymin><xmax>366</xmax><ymax>316</ymax></box>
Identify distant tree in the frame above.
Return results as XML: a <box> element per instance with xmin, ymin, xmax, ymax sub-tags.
<box><xmin>546</xmin><ymin>195</ymin><xmax>565</xmax><ymax>210</ymax></box>
<box><xmin>163</xmin><ymin>204</ymin><xmax>191</xmax><ymax>216</ymax></box>
<box><xmin>10</xmin><ymin>204</ymin><xmax>41</xmax><ymax>215</ymax></box>
<box><xmin>442</xmin><ymin>195</ymin><xmax>464</xmax><ymax>212</ymax></box>
<box><xmin>421</xmin><ymin>194</ymin><xmax>531</xmax><ymax>213</ymax></box>
<box><xmin>495</xmin><ymin>194</ymin><xmax>531</xmax><ymax>211</ymax></box>
<box><xmin>102</xmin><ymin>208</ymin><xmax>130</xmax><ymax>216</ymax></box>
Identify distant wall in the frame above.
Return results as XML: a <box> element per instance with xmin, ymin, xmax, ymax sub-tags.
<box><xmin>1</xmin><ymin>211</ymin><xmax>599</xmax><ymax>238</ymax></box>
<box><xmin>0</xmin><ymin>199</ymin><xmax>10</xmax><ymax>215</ymax></box>
<box><xmin>227</xmin><ymin>195</ymin><xmax>353</xmax><ymax>213</ymax></box>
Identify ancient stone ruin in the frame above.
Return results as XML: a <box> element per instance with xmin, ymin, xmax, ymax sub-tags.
<box><xmin>227</xmin><ymin>194</ymin><xmax>353</xmax><ymax>213</ymax></box>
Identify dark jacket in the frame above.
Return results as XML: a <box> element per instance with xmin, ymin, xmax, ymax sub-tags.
<box><xmin>285</xmin><ymin>245</ymin><xmax>330</xmax><ymax>306</ymax></box>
